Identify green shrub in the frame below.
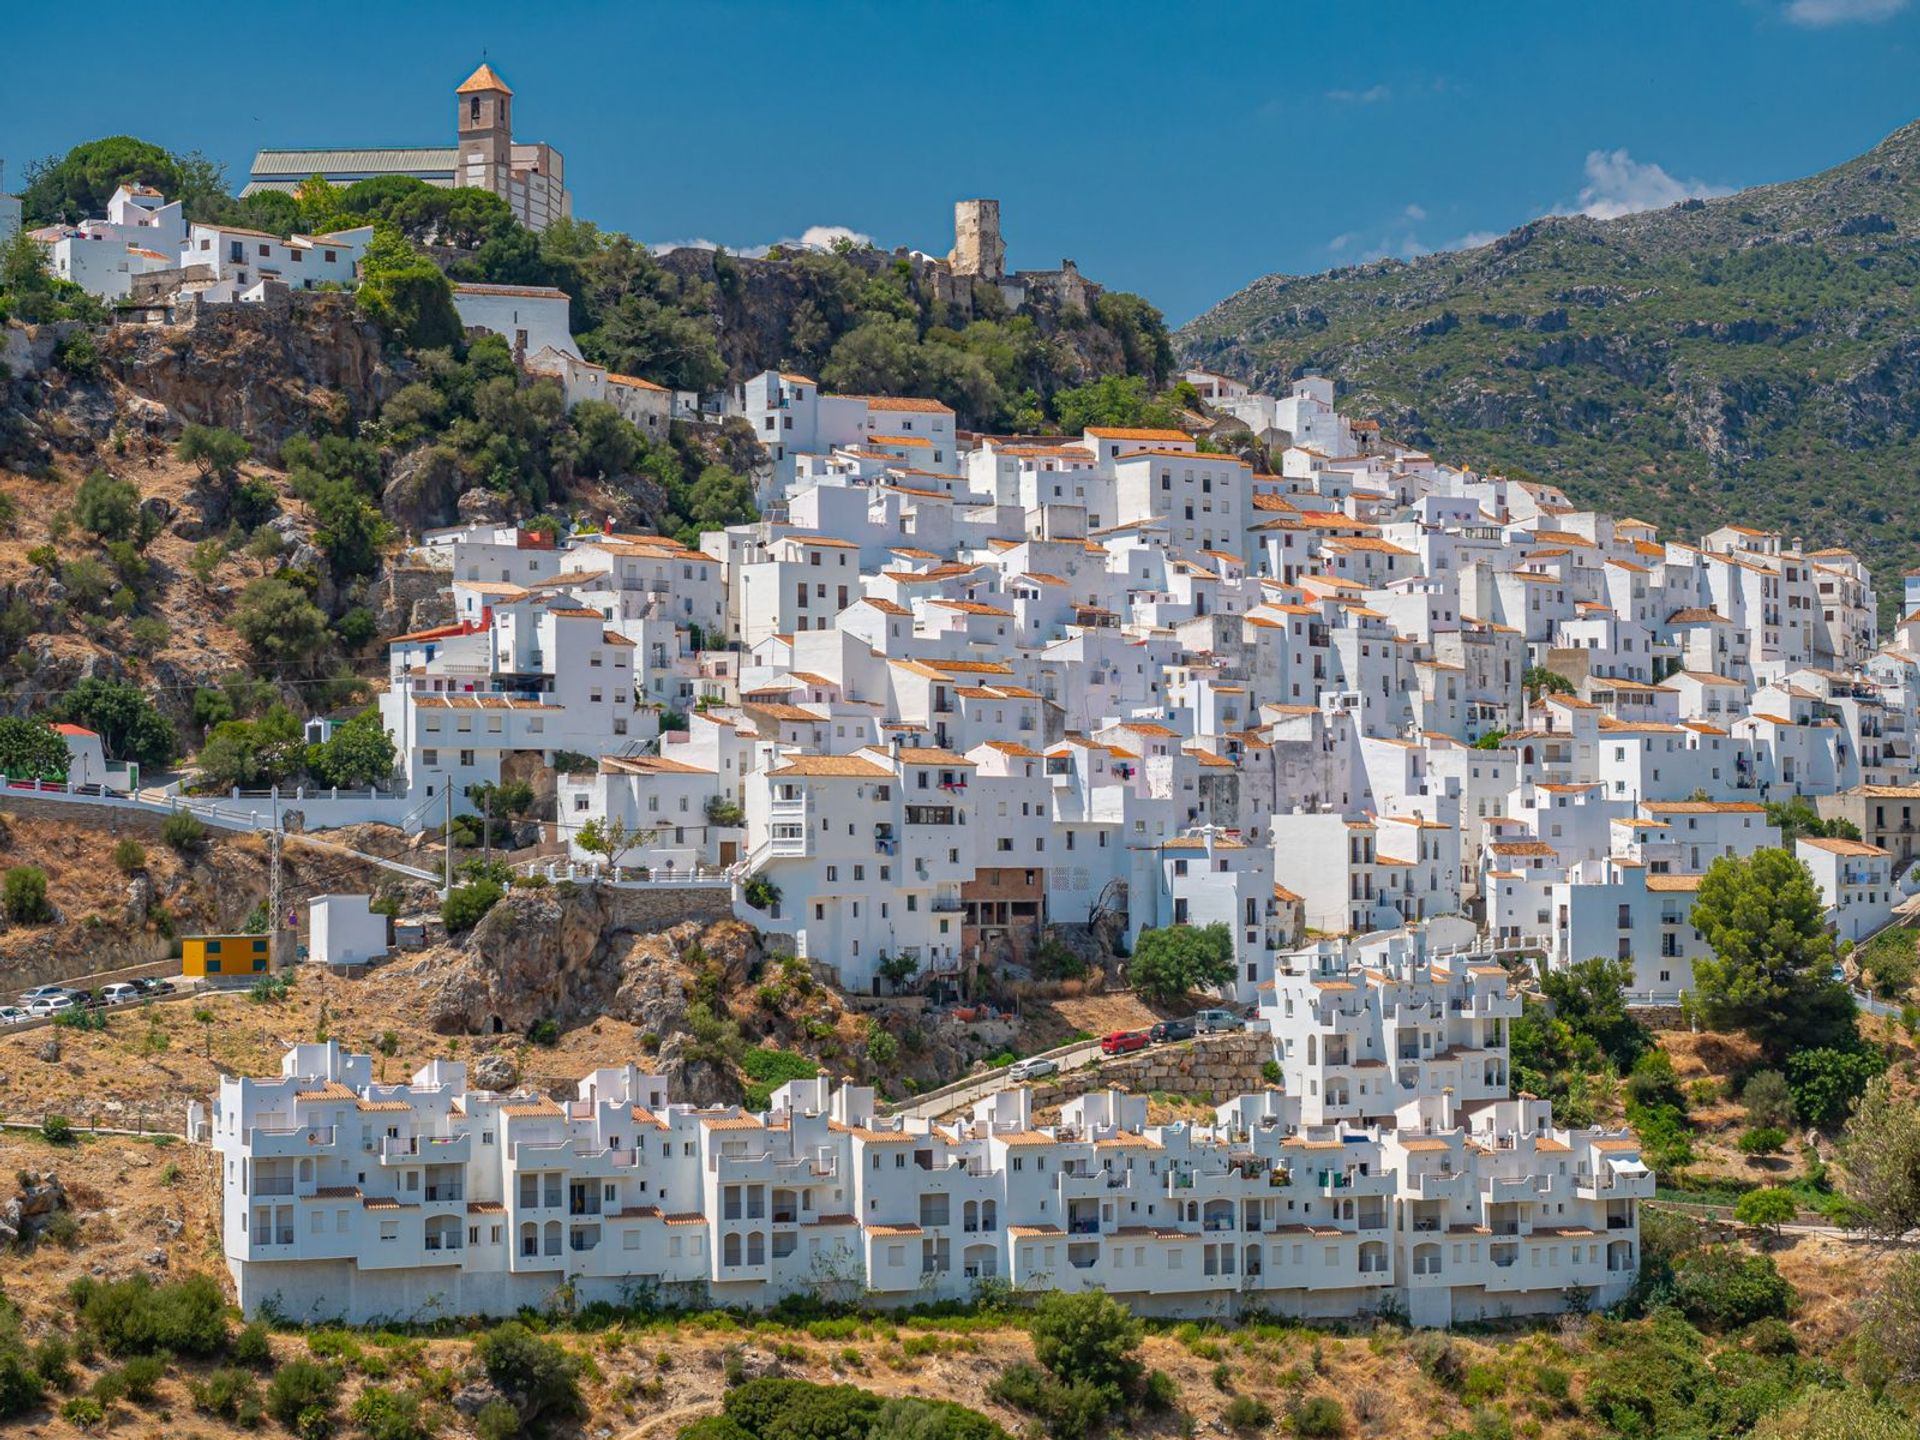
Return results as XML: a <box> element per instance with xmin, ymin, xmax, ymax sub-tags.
<box><xmin>41</xmin><ymin>1113</ymin><xmax>75</xmax><ymax>1146</ymax></box>
<box><xmin>112</xmin><ymin>838</ymin><xmax>148</xmax><ymax>875</ymax></box>
<box><xmin>442</xmin><ymin>879</ymin><xmax>504</xmax><ymax>933</ymax></box>
<box><xmin>1787</xmin><ymin>1046</ymin><xmax>1886</xmax><ymax>1130</ymax></box>
<box><xmin>1742</xmin><ymin>1317</ymin><xmax>1799</xmax><ymax>1356</ymax></box>
<box><xmin>3</xmin><ymin>866</ymin><xmax>51</xmax><ymax>923</ymax></box>
<box><xmin>191</xmin><ymin>1365</ymin><xmax>264</xmax><ymax>1425</ymax></box>
<box><xmin>474</xmin><ymin>1322</ymin><xmax>584</xmax><ymax>1433</ymax></box>
<box><xmin>1668</xmin><ymin>1247</ymin><xmax>1794</xmax><ymax>1332</ymax></box>
<box><xmin>985</xmin><ymin>1364</ymin><xmax>1109</xmax><ymax>1440</ymax></box>
<box><xmin>1226</xmin><ymin>1393</ymin><xmax>1276</xmax><ymax>1431</ymax></box>
<box><xmin>349</xmin><ymin>1384</ymin><xmax>434</xmax><ymax>1440</ymax></box>
<box><xmin>1738</xmin><ymin>1127</ymin><xmax>1788</xmax><ymax>1156</ymax></box>
<box><xmin>0</xmin><ymin>1313</ymin><xmax>45</xmax><ymax>1420</ymax></box>
<box><xmin>474</xmin><ymin>1399</ymin><xmax>520</xmax><ymax>1440</ymax></box>
<box><xmin>1028</xmin><ymin>1289</ymin><xmax>1143</xmax><ymax>1394</ymax></box>
<box><xmin>1141</xmin><ymin>1368</ymin><xmax>1179</xmax><ymax>1413</ymax></box>
<box><xmin>1288</xmin><ymin>1395</ymin><xmax>1341</xmax><ymax>1436</ymax></box>
<box><xmin>161</xmin><ymin>810</ymin><xmax>207</xmax><ymax>854</ymax></box>
<box><xmin>61</xmin><ymin>1395</ymin><xmax>106</xmax><ymax>1430</ymax></box>
<box><xmin>32</xmin><ymin>1335</ymin><xmax>74</xmax><ymax>1390</ymax></box>
<box><xmin>266</xmin><ymin>1359</ymin><xmax>340</xmax><ymax>1435</ymax></box>
<box><xmin>70</xmin><ymin>1272</ymin><xmax>230</xmax><ymax>1356</ymax></box>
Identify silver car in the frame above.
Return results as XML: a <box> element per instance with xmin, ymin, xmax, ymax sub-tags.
<box><xmin>1007</xmin><ymin>1057</ymin><xmax>1060</xmax><ymax>1083</ymax></box>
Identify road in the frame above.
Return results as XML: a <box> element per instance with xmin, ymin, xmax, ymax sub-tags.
<box><xmin>886</xmin><ymin>1038</ymin><xmax>1105</xmax><ymax>1122</ymax></box>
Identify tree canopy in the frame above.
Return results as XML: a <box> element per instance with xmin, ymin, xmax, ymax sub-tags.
<box><xmin>53</xmin><ymin>679</ymin><xmax>176</xmax><ymax>768</ymax></box>
<box><xmin>1127</xmin><ymin>923</ymin><xmax>1236</xmax><ymax>1005</ymax></box>
<box><xmin>1839</xmin><ymin>1073</ymin><xmax>1920</xmax><ymax>1238</ymax></box>
<box><xmin>1688</xmin><ymin>848</ymin><xmax>1856</xmax><ymax>1063</ymax></box>
<box><xmin>0</xmin><ymin>718</ymin><xmax>71</xmax><ymax>780</ymax></box>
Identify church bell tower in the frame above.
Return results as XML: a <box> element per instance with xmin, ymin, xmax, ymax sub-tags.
<box><xmin>456</xmin><ymin>63</ymin><xmax>514</xmax><ymax>200</ymax></box>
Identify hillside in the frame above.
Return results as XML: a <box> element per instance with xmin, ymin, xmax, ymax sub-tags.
<box><xmin>1178</xmin><ymin>118</ymin><xmax>1920</xmax><ymax>620</ymax></box>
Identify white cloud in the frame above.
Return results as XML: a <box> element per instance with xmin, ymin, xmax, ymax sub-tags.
<box><xmin>652</xmin><ymin>223</ymin><xmax>875</xmax><ymax>258</ymax></box>
<box><xmin>1784</xmin><ymin>0</ymin><xmax>1907</xmax><ymax>25</ymax></box>
<box><xmin>1404</xmin><ymin>203</ymin><xmax>1428</xmax><ymax>222</ymax></box>
<box><xmin>1327</xmin><ymin>232</ymin><xmax>1356</xmax><ymax>253</ymax></box>
<box><xmin>1326</xmin><ymin>83</ymin><xmax>1391</xmax><ymax>103</ymax></box>
<box><xmin>1573</xmin><ymin>148</ymin><xmax>1732</xmax><ymax>219</ymax></box>
<box><xmin>1447</xmin><ymin>230</ymin><xmax>1501</xmax><ymax>251</ymax></box>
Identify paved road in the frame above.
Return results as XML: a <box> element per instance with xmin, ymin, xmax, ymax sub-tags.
<box><xmin>887</xmin><ymin>1039</ymin><xmax>1105</xmax><ymax>1122</ymax></box>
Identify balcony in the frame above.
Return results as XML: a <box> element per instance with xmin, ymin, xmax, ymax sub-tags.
<box><xmin>248</xmin><ymin>1125</ymin><xmax>337</xmax><ymax>1156</ymax></box>
<box><xmin>252</xmin><ymin>1176</ymin><xmax>297</xmax><ymax>1197</ymax></box>
<box><xmin>251</xmin><ymin>1228</ymin><xmax>296</xmax><ymax>1247</ymax></box>
<box><xmin>424</xmin><ymin>1184</ymin><xmax>464</xmax><ymax>1204</ymax></box>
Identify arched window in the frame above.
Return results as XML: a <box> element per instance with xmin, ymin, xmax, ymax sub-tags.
<box><xmin>964</xmin><ymin>1200</ymin><xmax>978</xmax><ymax>1233</ymax></box>
<box><xmin>747</xmin><ymin>1232</ymin><xmax>765</xmax><ymax>1265</ymax></box>
<box><xmin>723</xmin><ymin>1233</ymin><xmax>742</xmax><ymax>1267</ymax></box>
<box><xmin>982</xmin><ymin>1199</ymin><xmax>997</xmax><ymax>1232</ymax></box>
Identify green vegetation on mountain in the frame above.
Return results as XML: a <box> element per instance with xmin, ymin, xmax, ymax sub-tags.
<box><xmin>1179</xmin><ymin>119</ymin><xmax>1920</xmax><ymax>621</ymax></box>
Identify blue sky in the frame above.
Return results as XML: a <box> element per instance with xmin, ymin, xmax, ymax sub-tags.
<box><xmin>4</xmin><ymin>0</ymin><xmax>1918</xmax><ymax>323</ymax></box>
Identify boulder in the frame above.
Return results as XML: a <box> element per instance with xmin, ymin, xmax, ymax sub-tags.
<box><xmin>470</xmin><ymin>1052</ymin><xmax>518</xmax><ymax>1092</ymax></box>
<box><xmin>451</xmin><ymin>1380</ymin><xmax>507</xmax><ymax>1417</ymax></box>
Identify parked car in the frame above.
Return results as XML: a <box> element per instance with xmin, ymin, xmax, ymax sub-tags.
<box><xmin>19</xmin><ymin>985</ymin><xmax>72</xmax><ymax>1007</ymax></box>
<box><xmin>100</xmin><ymin>983</ymin><xmax>141</xmax><ymax>1006</ymax></box>
<box><xmin>1100</xmin><ymin>1028</ymin><xmax>1151</xmax><ymax>1056</ymax></box>
<box><xmin>1194</xmin><ymin>1009</ymin><xmax>1245</xmax><ymax>1034</ymax></box>
<box><xmin>1149</xmin><ymin>1017</ymin><xmax>1197</xmax><ymax>1044</ymax></box>
<box><xmin>0</xmin><ymin>1006</ymin><xmax>28</xmax><ymax>1026</ymax></box>
<box><xmin>28</xmin><ymin>995</ymin><xmax>76</xmax><ymax>1018</ymax></box>
<box><xmin>1007</xmin><ymin>1057</ymin><xmax>1059</xmax><ymax>1083</ymax></box>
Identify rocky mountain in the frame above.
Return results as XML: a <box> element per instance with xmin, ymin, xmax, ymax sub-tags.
<box><xmin>1178</xmin><ymin>118</ymin><xmax>1920</xmax><ymax>621</ymax></box>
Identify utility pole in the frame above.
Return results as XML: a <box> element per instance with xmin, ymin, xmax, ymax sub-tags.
<box><xmin>443</xmin><ymin>786</ymin><xmax>454</xmax><ymax>897</ymax></box>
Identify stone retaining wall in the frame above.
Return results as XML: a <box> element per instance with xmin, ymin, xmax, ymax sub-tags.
<box><xmin>1029</xmin><ymin>1033</ymin><xmax>1273</xmax><ymax>1109</ymax></box>
<box><xmin>601</xmin><ymin>884</ymin><xmax>735</xmax><ymax>935</ymax></box>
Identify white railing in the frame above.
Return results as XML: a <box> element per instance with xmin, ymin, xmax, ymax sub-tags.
<box><xmin>512</xmin><ymin>859</ymin><xmax>731</xmax><ymax>889</ymax></box>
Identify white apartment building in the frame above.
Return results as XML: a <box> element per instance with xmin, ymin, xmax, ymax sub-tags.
<box><xmin>214</xmin><ymin>969</ymin><xmax>1645</xmax><ymax>1327</ymax></box>
<box><xmin>379</xmin><ymin>596</ymin><xmax>636</xmax><ymax>808</ymax></box>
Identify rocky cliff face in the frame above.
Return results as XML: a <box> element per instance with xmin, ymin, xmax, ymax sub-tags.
<box><xmin>100</xmin><ymin>295</ymin><xmax>401</xmax><ymax>449</ymax></box>
<box><xmin>411</xmin><ymin>892</ymin><xmax>758</xmax><ymax>1105</ymax></box>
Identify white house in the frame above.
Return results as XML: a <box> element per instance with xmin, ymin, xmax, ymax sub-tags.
<box><xmin>309</xmin><ymin>894</ymin><xmax>390</xmax><ymax>970</ymax></box>
<box><xmin>452</xmin><ymin>283</ymin><xmax>578</xmax><ymax>360</ymax></box>
<box><xmin>182</xmin><ymin>223</ymin><xmax>370</xmax><ymax>291</ymax></box>
<box><xmin>1796</xmin><ymin>835</ymin><xmax>1895</xmax><ymax>943</ymax></box>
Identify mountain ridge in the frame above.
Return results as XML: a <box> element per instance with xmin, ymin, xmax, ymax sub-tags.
<box><xmin>1178</xmin><ymin>118</ymin><xmax>1920</xmax><ymax>619</ymax></box>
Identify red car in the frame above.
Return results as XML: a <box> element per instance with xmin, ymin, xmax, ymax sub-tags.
<box><xmin>1100</xmin><ymin>1029</ymin><xmax>1150</xmax><ymax>1056</ymax></box>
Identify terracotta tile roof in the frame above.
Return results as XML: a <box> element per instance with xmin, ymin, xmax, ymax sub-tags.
<box><xmin>767</xmin><ymin>755</ymin><xmax>892</xmax><ymax>778</ymax></box>
<box><xmin>295</xmin><ymin>1083</ymin><xmax>356</xmax><ymax>1101</ymax></box>
<box><xmin>1084</xmin><ymin>426</ymin><xmax>1191</xmax><ymax>442</ymax></box>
